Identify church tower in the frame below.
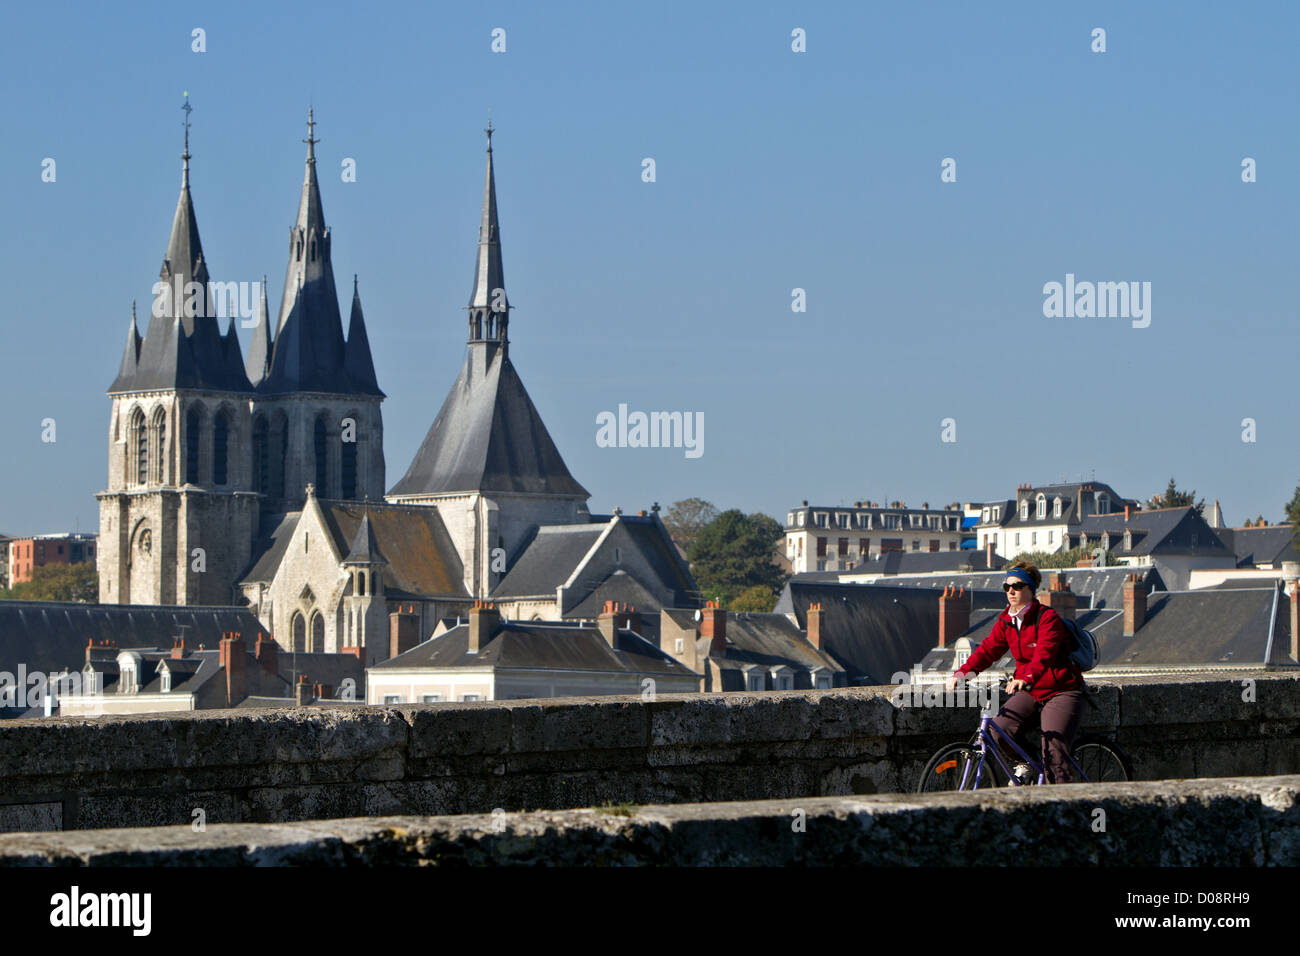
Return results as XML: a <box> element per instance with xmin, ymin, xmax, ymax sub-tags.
<box><xmin>387</xmin><ymin>126</ymin><xmax>590</xmax><ymax>597</ymax></box>
<box><xmin>248</xmin><ymin>109</ymin><xmax>385</xmax><ymax>513</ymax></box>
<box><xmin>97</xmin><ymin>99</ymin><xmax>259</xmax><ymax>605</ymax></box>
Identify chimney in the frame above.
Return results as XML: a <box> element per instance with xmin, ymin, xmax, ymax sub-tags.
<box><xmin>313</xmin><ymin>682</ymin><xmax>333</xmax><ymax>701</ymax></box>
<box><xmin>1122</xmin><ymin>574</ymin><xmax>1147</xmax><ymax>636</ymax></box>
<box><xmin>294</xmin><ymin>673</ymin><xmax>312</xmax><ymax>706</ymax></box>
<box><xmin>219</xmin><ymin>631</ymin><xmax>247</xmax><ymax>706</ymax></box>
<box><xmin>390</xmin><ymin>605</ymin><xmax>421</xmax><ymax>659</ymax></box>
<box><xmin>170</xmin><ymin>635</ymin><xmax>188</xmax><ymax>659</ymax></box>
<box><xmin>1039</xmin><ymin>572</ymin><xmax>1077</xmax><ymax>622</ymax></box>
<box><xmin>597</xmin><ymin>600</ymin><xmax>636</xmax><ymax>647</ymax></box>
<box><xmin>806</xmin><ymin>601</ymin><xmax>824</xmax><ymax>650</ymax></box>
<box><xmin>701</xmin><ymin>600</ymin><xmax>727</xmax><ymax>656</ymax></box>
<box><xmin>1125</xmin><ymin>505</ymin><xmax>1131</xmax><ymax>522</ymax></box>
<box><xmin>938</xmin><ymin>585</ymin><xmax>970</xmax><ymax>648</ymax></box>
<box><xmin>255</xmin><ymin>633</ymin><xmax>278</xmax><ymax>678</ymax></box>
<box><xmin>468</xmin><ymin>600</ymin><xmax>500</xmax><ymax>654</ymax></box>
<box><xmin>984</xmin><ymin>539</ymin><xmax>994</xmax><ymax>569</ymax></box>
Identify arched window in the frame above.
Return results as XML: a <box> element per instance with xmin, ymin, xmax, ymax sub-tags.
<box><xmin>185</xmin><ymin>406</ymin><xmax>202</xmax><ymax>483</ymax></box>
<box><xmin>341</xmin><ymin>413</ymin><xmax>358</xmax><ymax>499</ymax></box>
<box><xmin>1036</xmin><ymin>495</ymin><xmax>1046</xmax><ymax>519</ymax></box>
<box><xmin>213</xmin><ymin>411</ymin><xmax>229</xmax><ymax>485</ymax></box>
<box><xmin>310</xmin><ymin>239</ymin><xmax>316</xmax><ymax>262</ymax></box>
<box><xmin>291</xmin><ymin>613</ymin><xmax>306</xmax><ymax>653</ymax></box>
<box><xmin>151</xmin><ymin>407</ymin><xmax>167</xmax><ymax>483</ymax></box>
<box><xmin>310</xmin><ymin>613</ymin><xmax>324</xmax><ymax>653</ymax></box>
<box><xmin>314</xmin><ymin>416</ymin><xmax>329</xmax><ymax>498</ymax></box>
<box><xmin>131</xmin><ymin>408</ymin><xmax>148</xmax><ymax>485</ymax></box>
<box><xmin>357</xmin><ymin>571</ymin><xmax>366</xmax><ymax>597</ymax></box>
<box><xmin>1019</xmin><ymin>500</ymin><xmax>1028</xmax><ymax>521</ymax></box>
<box><xmin>252</xmin><ymin>416</ymin><xmax>269</xmax><ymax>495</ymax></box>
<box><xmin>1053</xmin><ymin>497</ymin><xmax>1062</xmax><ymax>519</ymax></box>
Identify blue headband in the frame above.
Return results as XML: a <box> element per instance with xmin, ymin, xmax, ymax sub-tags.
<box><xmin>1005</xmin><ymin>568</ymin><xmax>1036</xmax><ymax>587</ymax></box>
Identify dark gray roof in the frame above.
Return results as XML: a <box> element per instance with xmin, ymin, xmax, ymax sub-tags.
<box><xmin>1092</xmin><ymin>588</ymin><xmax>1289</xmax><ymax>667</ymax></box>
<box><xmin>257</xmin><ymin>116</ymin><xmax>382</xmax><ymax>397</ymax></box>
<box><xmin>111</xmin><ymin>156</ymin><xmax>253</xmax><ymax>395</ymax></box>
<box><xmin>240</xmin><ymin>512</ymin><xmax>301</xmax><ymax>584</ymax></box>
<box><xmin>714</xmin><ymin>612</ymin><xmax>845</xmax><ymax>673</ymax></box>
<box><xmin>1219</xmin><ymin>525</ymin><xmax>1300</xmax><ymax>568</ymax></box>
<box><xmin>387</xmin><ymin>351</ymin><xmax>589</xmax><ymax>499</ymax></box>
<box><xmin>492</xmin><ymin>525</ymin><xmax>604</xmax><ymax>598</ymax></box>
<box><xmin>372</xmin><ymin>621</ymin><xmax>698</xmax><ymax>678</ymax></box>
<box><xmin>1079</xmin><ymin>507</ymin><xmax>1231</xmax><ymax>557</ymax></box>
<box><xmin>0</xmin><ymin>602</ymin><xmax>269</xmax><ymax>716</ymax></box>
<box><xmin>564</xmin><ymin>570</ymin><xmax>662</xmax><ymax>619</ymax></box>
<box><xmin>273</xmin><ymin>651</ymin><xmax>365</xmax><ymax>692</ymax></box>
<box><xmin>774</xmin><ymin>581</ymin><xmax>1005</xmax><ymax>685</ymax></box>
<box><xmin>995</xmin><ymin>482</ymin><xmax>1133</xmax><ymax>530</ymax></box>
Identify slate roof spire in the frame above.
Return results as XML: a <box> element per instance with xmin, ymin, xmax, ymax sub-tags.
<box><xmin>466</xmin><ymin>121</ymin><xmax>510</xmax><ymax>358</ymax></box>
<box><xmin>388</xmin><ymin>128</ymin><xmax>587</xmax><ymax>502</ymax></box>
<box><xmin>344</xmin><ymin>275</ymin><xmax>383</xmax><ymax>396</ymax></box>
<box><xmin>116</xmin><ymin>301</ymin><xmax>142</xmax><ymax>383</ymax></box>
<box><xmin>260</xmin><ymin>108</ymin><xmax>381</xmax><ymax>396</ymax></box>
<box><xmin>109</xmin><ymin>96</ymin><xmax>251</xmax><ymax>394</ymax></box>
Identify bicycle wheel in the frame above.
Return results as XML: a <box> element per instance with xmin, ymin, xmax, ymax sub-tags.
<box><xmin>917</xmin><ymin>742</ymin><xmax>1001</xmax><ymax>793</ymax></box>
<box><xmin>1070</xmin><ymin>738</ymin><xmax>1132</xmax><ymax>783</ymax></box>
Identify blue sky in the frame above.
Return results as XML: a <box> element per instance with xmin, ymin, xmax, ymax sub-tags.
<box><xmin>2</xmin><ymin>0</ymin><xmax>1297</xmax><ymax>535</ymax></box>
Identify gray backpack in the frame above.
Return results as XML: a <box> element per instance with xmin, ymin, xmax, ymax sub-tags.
<box><xmin>1062</xmin><ymin>618</ymin><xmax>1098</xmax><ymax>671</ymax></box>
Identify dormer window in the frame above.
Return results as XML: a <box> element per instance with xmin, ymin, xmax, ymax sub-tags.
<box><xmin>1123</xmin><ymin>531</ymin><xmax>1132</xmax><ymax>550</ymax></box>
<box><xmin>1036</xmin><ymin>495</ymin><xmax>1047</xmax><ymax>519</ymax></box>
<box><xmin>815</xmin><ymin>512</ymin><xmax>828</xmax><ymax>528</ymax></box>
<box><xmin>160</xmin><ymin>667</ymin><xmax>171</xmax><ymax>693</ymax></box>
<box><xmin>993</xmin><ymin>506</ymin><xmax>1001</xmax><ymax>521</ymax></box>
<box><xmin>1019</xmin><ymin>501</ymin><xmax>1029</xmax><ymax>521</ymax></box>
<box><xmin>836</xmin><ymin>513</ymin><xmax>848</xmax><ymax>529</ymax></box>
<box><xmin>1097</xmin><ymin>494</ymin><xmax>1110</xmax><ymax>514</ymax></box>
<box><xmin>981</xmin><ymin>508</ymin><xmax>989</xmax><ymax>523</ymax></box>
<box><xmin>1053</xmin><ymin>497</ymin><xmax>1062</xmax><ymax>519</ymax></box>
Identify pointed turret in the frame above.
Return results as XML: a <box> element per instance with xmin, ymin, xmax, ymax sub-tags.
<box><xmin>342</xmin><ymin>513</ymin><xmax>387</xmax><ymax>566</ymax></box>
<box><xmin>261</xmin><ymin>109</ymin><xmax>377</xmax><ymax>395</ymax></box>
<box><xmin>466</xmin><ymin>121</ymin><xmax>510</xmax><ymax>359</ymax></box>
<box><xmin>112</xmin><ymin>302</ymin><xmax>143</xmax><ymax>389</ymax></box>
<box><xmin>245</xmin><ymin>277</ymin><xmax>272</xmax><ymax>386</ymax></box>
<box><xmin>344</xmin><ymin>275</ymin><xmax>383</xmax><ymax>396</ymax></box>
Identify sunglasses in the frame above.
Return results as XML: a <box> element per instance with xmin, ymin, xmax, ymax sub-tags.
<box><xmin>1002</xmin><ymin>581</ymin><xmax>1030</xmax><ymax>592</ymax></box>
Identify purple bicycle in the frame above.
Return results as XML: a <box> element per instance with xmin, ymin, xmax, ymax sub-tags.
<box><xmin>916</xmin><ymin>681</ymin><xmax>1131</xmax><ymax>792</ymax></box>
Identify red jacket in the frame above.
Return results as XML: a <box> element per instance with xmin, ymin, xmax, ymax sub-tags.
<box><xmin>953</xmin><ymin>599</ymin><xmax>1083</xmax><ymax>702</ymax></box>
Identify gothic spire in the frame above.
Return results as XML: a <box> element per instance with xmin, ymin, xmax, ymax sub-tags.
<box><xmin>112</xmin><ymin>97</ymin><xmax>251</xmax><ymax>394</ymax></box>
<box><xmin>114</xmin><ymin>301</ymin><xmax>142</xmax><ymax>384</ymax></box>
<box><xmin>467</xmin><ymin>122</ymin><xmax>509</xmax><ymax>355</ymax></box>
<box><xmin>261</xmin><ymin>107</ymin><xmax>363</xmax><ymax>395</ymax></box>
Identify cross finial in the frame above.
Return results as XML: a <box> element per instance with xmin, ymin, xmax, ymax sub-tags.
<box><xmin>181</xmin><ymin>92</ymin><xmax>193</xmax><ymax>185</ymax></box>
<box><xmin>303</xmin><ymin>107</ymin><xmax>319</xmax><ymax>161</ymax></box>
<box><xmin>485</xmin><ymin>118</ymin><xmax>494</xmax><ymax>151</ymax></box>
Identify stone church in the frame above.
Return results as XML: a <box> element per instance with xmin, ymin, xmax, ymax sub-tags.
<box><xmin>98</xmin><ymin>111</ymin><xmax>698</xmax><ymax>664</ymax></box>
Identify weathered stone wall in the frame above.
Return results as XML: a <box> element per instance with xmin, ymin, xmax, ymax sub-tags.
<box><xmin>2</xmin><ymin>774</ymin><xmax>1296</xmax><ymax>865</ymax></box>
<box><xmin>0</xmin><ymin>672</ymin><xmax>1295</xmax><ymax>833</ymax></box>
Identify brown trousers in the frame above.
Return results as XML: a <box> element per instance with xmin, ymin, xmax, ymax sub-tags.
<box><xmin>990</xmin><ymin>690</ymin><xmax>1086</xmax><ymax>783</ymax></box>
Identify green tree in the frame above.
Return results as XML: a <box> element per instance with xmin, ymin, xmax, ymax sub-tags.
<box><xmin>1147</xmin><ymin>477</ymin><xmax>1205</xmax><ymax>515</ymax></box>
<box><xmin>0</xmin><ymin>562</ymin><xmax>98</xmax><ymax>603</ymax></box>
<box><xmin>729</xmin><ymin>584</ymin><xmax>779</xmax><ymax>612</ymax></box>
<box><xmin>661</xmin><ymin>498</ymin><xmax>719</xmax><ymax>554</ymax></box>
<box><xmin>688</xmin><ymin>510</ymin><xmax>788</xmax><ymax>606</ymax></box>
<box><xmin>1284</xmin><ymin>483</ymin><xmax>1300</xmax><ymax>526</ymax></box>
<box><xmin>1004</xmin><ymin>547</ymin><xmax>1121</xmax><ymax>570</ymax></box>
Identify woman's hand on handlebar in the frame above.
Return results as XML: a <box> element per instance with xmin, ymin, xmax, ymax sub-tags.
<box><xmin>1006</xmin><ymin>678</ymin><xmax>1032</xmax><ymax>695</ymax></box>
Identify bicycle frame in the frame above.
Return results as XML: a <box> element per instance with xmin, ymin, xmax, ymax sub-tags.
<box><xmin>959</xmin><ymin>712</ymin><xmax>1089</xmax><ymax>788</ymax></box>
